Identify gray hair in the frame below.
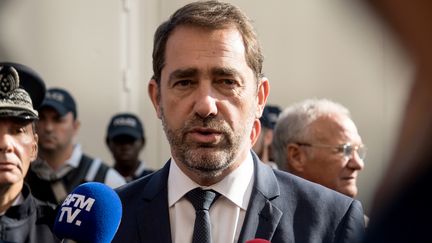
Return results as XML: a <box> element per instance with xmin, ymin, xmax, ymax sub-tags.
<box><xmin>272</xmin><ymin>98</ymin><xmax>351</xmax><ymax>170</ymax></box>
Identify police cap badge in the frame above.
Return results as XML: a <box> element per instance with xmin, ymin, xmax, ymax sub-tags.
<box><xmin>0</xmin><ymin>62</ymin><xmax>46</xmax><ymax>120</ymax></box>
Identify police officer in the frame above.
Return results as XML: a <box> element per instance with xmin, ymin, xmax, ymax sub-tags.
<box><xmin>106</xmin><ymin>113</ymin><xmax>153</xmax><ymax>182</ymax></box>
<box><xmin>0</xmin><ymin>62</ymin><xmax>59</xmax><ymax>242</ymax></box>
<box><xmin>26</xmin><ymin>87</ymin><xmax>126</xmax><ymax>205</ymax></box>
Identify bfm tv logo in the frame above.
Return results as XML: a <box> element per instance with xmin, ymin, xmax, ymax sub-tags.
<box><xmin>58</xmin><ymin>193</ymin><xmax>95</xmax><ymax>226</ymax></box>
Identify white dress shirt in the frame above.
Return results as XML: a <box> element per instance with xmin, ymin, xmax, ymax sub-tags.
<box><xmin>168</xmin><ymin>152</ymin><xmax>254</xmax><ymax>243</ymax></box>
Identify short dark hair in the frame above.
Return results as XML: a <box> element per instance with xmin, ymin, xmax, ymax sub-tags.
<box><xmin>152</xmin><ymin>0</ymin><xmax>263</xmax><ymax>84</ymax></box>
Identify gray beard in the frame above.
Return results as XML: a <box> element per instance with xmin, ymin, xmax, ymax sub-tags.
<box><xmin>161</xmin><ymin>110</ymin><xmax>252</xmax><ymax>180</ymax></box>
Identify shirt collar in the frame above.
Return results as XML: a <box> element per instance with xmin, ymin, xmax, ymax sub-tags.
<box><xmin>168</xmin><ymin>152</ymin><xmax>254</xmax><ymax>210</ymax></box>
<box><xmin>67</xmin><ymin>144</ymin><xmax>83</xmax><ymax>168</ymax></box>
<box><xmin>0</xmin><ymin>193</ymin><xmax>24</xmax><ymax>216</ymax></box>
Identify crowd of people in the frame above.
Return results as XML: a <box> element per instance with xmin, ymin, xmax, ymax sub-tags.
<box><xmin>0</xmin><ymin>0</ymin><xmax>429</xmax><ymax>242</ymax></box>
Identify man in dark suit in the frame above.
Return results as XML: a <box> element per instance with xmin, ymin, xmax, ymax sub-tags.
<box><xmin>113</xmin><ymin>1</ymin><xmax>365</xmax><ymax>242</ymax></box>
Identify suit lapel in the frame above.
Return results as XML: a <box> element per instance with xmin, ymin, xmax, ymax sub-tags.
<box><xmin>131</xmin><ymin>155</ymin><xmax>283</xmax><ymax>242</ymax></box>
<box><xmin>136</xmin><ymin>161</ymin><xmax>172</xmax><ymax>242</ymax></box>
<box><xmin>238</xmin><ymin>152</ymin><xmax>283</xmax><ymax>242</ymax></box>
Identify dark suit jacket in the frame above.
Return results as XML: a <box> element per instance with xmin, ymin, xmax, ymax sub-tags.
<box><xmin>112</xmin><ymin>152</ymin><xmax>365</xmax><ymax>243</ymax></box>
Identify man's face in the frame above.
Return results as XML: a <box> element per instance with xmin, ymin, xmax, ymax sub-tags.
<box><xmin>36</xmin><ymin>107</ymin><xmax>78</xmax><ymax>152</ymax></box>
<box><xmin>148</xmin><ymin>25</ymin><xmax>268</xmax><ymax>183</ymax></box>
<box><xmin>0</xmin><ymin>118</ymin><xmax>38</xmax><ymax>186</ymax></box>
<box><xmin>299</xmin><ymin>114</ymin><xmax>364</xmax><ymax>197</ymax></box>
<box><xmin>108</xmin><ymin>135</ymin><xmax>144</xmax><ymax>167</ymax></box>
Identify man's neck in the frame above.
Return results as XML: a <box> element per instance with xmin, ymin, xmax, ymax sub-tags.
<box><xmin>114</xmin><ymin>160</ymin><xmax>140</xmax><ymax>178</ymax></box>
<box><xmin>0</xmin><ymin>182</ymin><xmax>23</xmax><ymax>215</ymax></box>
<box><xmin>40</xmin><ymin>144</ymin><xmax>75</xmax><ymax>171</ymax></box>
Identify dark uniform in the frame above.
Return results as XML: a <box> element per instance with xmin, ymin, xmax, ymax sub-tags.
<box><xmin>0</xmin><ymin>185</ymin><xmax>59</xmax><ymax>243</ymax></box>
<box><xmin>26</xmin><ymin>154</ymin><xmax>110</xmax><ymax>204</ymax></box>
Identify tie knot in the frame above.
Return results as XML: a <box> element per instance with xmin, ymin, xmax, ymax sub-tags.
<box><xmin>185</xmin><ymin>188</ymin><xmax>220</xmax><ymax>211</ymax></box>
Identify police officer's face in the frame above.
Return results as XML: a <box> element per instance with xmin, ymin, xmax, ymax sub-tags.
<box><xmin>0</xmin><ymin>118</ymin><xmax>38</xmax><ymax>186</ymax></box>
<box><xmin>36</xmin><ymin>107</ymin><xmax>79</xmax><ymax>152</ymax></box>
<box><xmin>148</xmin><ymin>25</ymin><xmax>268</xmax><ymax>184</ymax></box>
<box><xmin>108</xmin><ymin>135</ymin><xmax>144</xmax><ymax>167</ymax></box>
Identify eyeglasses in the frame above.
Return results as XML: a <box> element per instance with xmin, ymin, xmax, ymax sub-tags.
<box><xmin>296</xmin><ymin>142</ymin><xmax>367</xmax><ymax>160</ymax></box>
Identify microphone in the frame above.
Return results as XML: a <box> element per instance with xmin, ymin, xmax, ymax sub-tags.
<box><xmin>53</xmin><ymin>182</ymin><xmax>122</xmax><ymax>243</ymax></box>
<box><xmin>246</xmin><ymin>239</ymin><xmax>271</xmax><ymax>243</ymax></box>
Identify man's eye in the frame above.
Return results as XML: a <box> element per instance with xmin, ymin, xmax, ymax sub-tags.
<box><xmin>174</xmin><ymin>80</ymin><xmax>192</xmax><ymax>87</ymax></box>
<box><xmin>223</xmin><ymin>79</ymin><xmax>235</xmax><ymax>85</ymax></box>
<box><xmin>335</xmin><ymin>146</ymin><xmax>346</xmax><ymax>154</ymax></box>
<box><xmin>339</xmin><ymin>145</ymin><xmax>354</xmax><ymax>156</ymax></box>
<box><xmin>217</xmin><ymin>79</ymin><xmax>238</xmax><ymax>87</ymax></box>
<box><xmin>344</xmin><ymin>146</ymin><xmax>355</xmax><ymax>156</ymax></box>
<box><xmin>14</xmin><ymin>127</ymin><xmax>26</xmax><ymax>134</ymax></box>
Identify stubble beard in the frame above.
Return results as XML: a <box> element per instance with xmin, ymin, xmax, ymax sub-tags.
<box><xmin>161</xmin><ymin>108</ymin><xmax>252</xmax><ymax>180</ymax></box>
<box><xmin>38</xmin><ymin>134</ymin><xmax>71</xmax><ymax>158</ymax></box>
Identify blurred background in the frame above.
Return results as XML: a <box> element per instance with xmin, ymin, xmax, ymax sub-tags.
<box><xmin>0</xmin><ymin>0</ymin><xmax>413</xmax><ymax>214</ymax></box>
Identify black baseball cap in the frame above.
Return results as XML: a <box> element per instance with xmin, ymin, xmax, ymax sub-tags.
<box><xmin>39</xmin><ymin>88</ymin><xmax>77</xmax><ymax>118</ymax></box>
<box><xmin>107</xmin><ymin>113</ymin><xmax>144</xmax><ymax>140</ymax></box>
<box><xmin>260</xmin><ymin>104</ymin><xmax>282</xmax><ymax>129</ymax></box>
<box><xmin>0</xmin><ymin>62</ymin><xmax>46</xmax><ymax>120</ymax></box>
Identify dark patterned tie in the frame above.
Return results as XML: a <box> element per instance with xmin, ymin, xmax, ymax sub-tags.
<box><xmin>185</xmin><ymin>188</ymin><xmax>221</xmax><ymax>243</ymax></box>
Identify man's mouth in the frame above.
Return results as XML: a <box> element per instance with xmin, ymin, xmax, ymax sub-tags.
<box><xmin>342</xmin><ymin>176</ymin><xmax>356</xmax><ymax>181</ymax></box>
<box><xmin>0</xmin><ymin>162</ymin><xmax>17</xmax><ymax>171</ymax></box>
<box><xmin>188</xmin><ymin>127</ymin><xmax>222</xmax><ymax>144</ymax></box>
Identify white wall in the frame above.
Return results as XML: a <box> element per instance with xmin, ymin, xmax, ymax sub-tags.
<box><xmin>0</xmin><ymin>0</ymin><xmax>413</xmax><ymax>214</ymax></box>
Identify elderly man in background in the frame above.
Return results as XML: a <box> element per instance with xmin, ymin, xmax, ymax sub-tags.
<box><xmin>272</xmin><ymin>98</ymin><xmax>365</xmax><ymax>198</ymax></box>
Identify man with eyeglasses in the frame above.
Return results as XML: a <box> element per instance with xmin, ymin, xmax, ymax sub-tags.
<box><xmin>272</xmin><ymin>98</ymin><xmax>365</xmax><ymax>199</ymax></box>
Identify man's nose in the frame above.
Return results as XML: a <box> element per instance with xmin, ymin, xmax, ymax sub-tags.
<box><xmin>0</xmin><ymin>133</ymin><xmax>14</xmax><ymax>154</ymax></box>
<box><xmin>348</xmin><ymin>150</ymin><xmax>365</xmax><ymax>170</ymax></box>
<box><xmin>37</xmin><ymin>119</ymin><xmax>53</xmax><ymax>132</ymax></box>
<box><xmin>193</xmin><ymin>84</ymin><xmax>218</xmax><ymax>118</ymax></box>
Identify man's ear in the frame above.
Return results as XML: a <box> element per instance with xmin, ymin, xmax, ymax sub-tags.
<box><xmin>148</xmin><ymin>79</ymin><xmax>162</xmax><ymax>119</ymax></box>
<box><xmin>31</xmin><ymin>133</ymin><xmax>38</xmax><ymax>161</ymax></box>
<box><xmin>73</xmin><ymin>119</ymin><xmax>81</xmax><ymax>133</ymax></box>
<box><xmin>286</xmin><ymin>143</ymin><xmax>306</xmax><ymax>173</ymax></box>
<box><xmin>250</xmin><ymin>119</ymin><xmax>261</xmax><ymax>146</ymax></box>
<box><xmin>256</xmin><ymin>77</ymin><xmax>270</xmax><ymax>118</ymax></box>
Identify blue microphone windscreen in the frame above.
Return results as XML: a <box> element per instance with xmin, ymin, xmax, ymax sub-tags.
<box><xmin>53</xmin><ymin>182</ymin><xmax>122</xmax><ymax>243</ymax></box>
